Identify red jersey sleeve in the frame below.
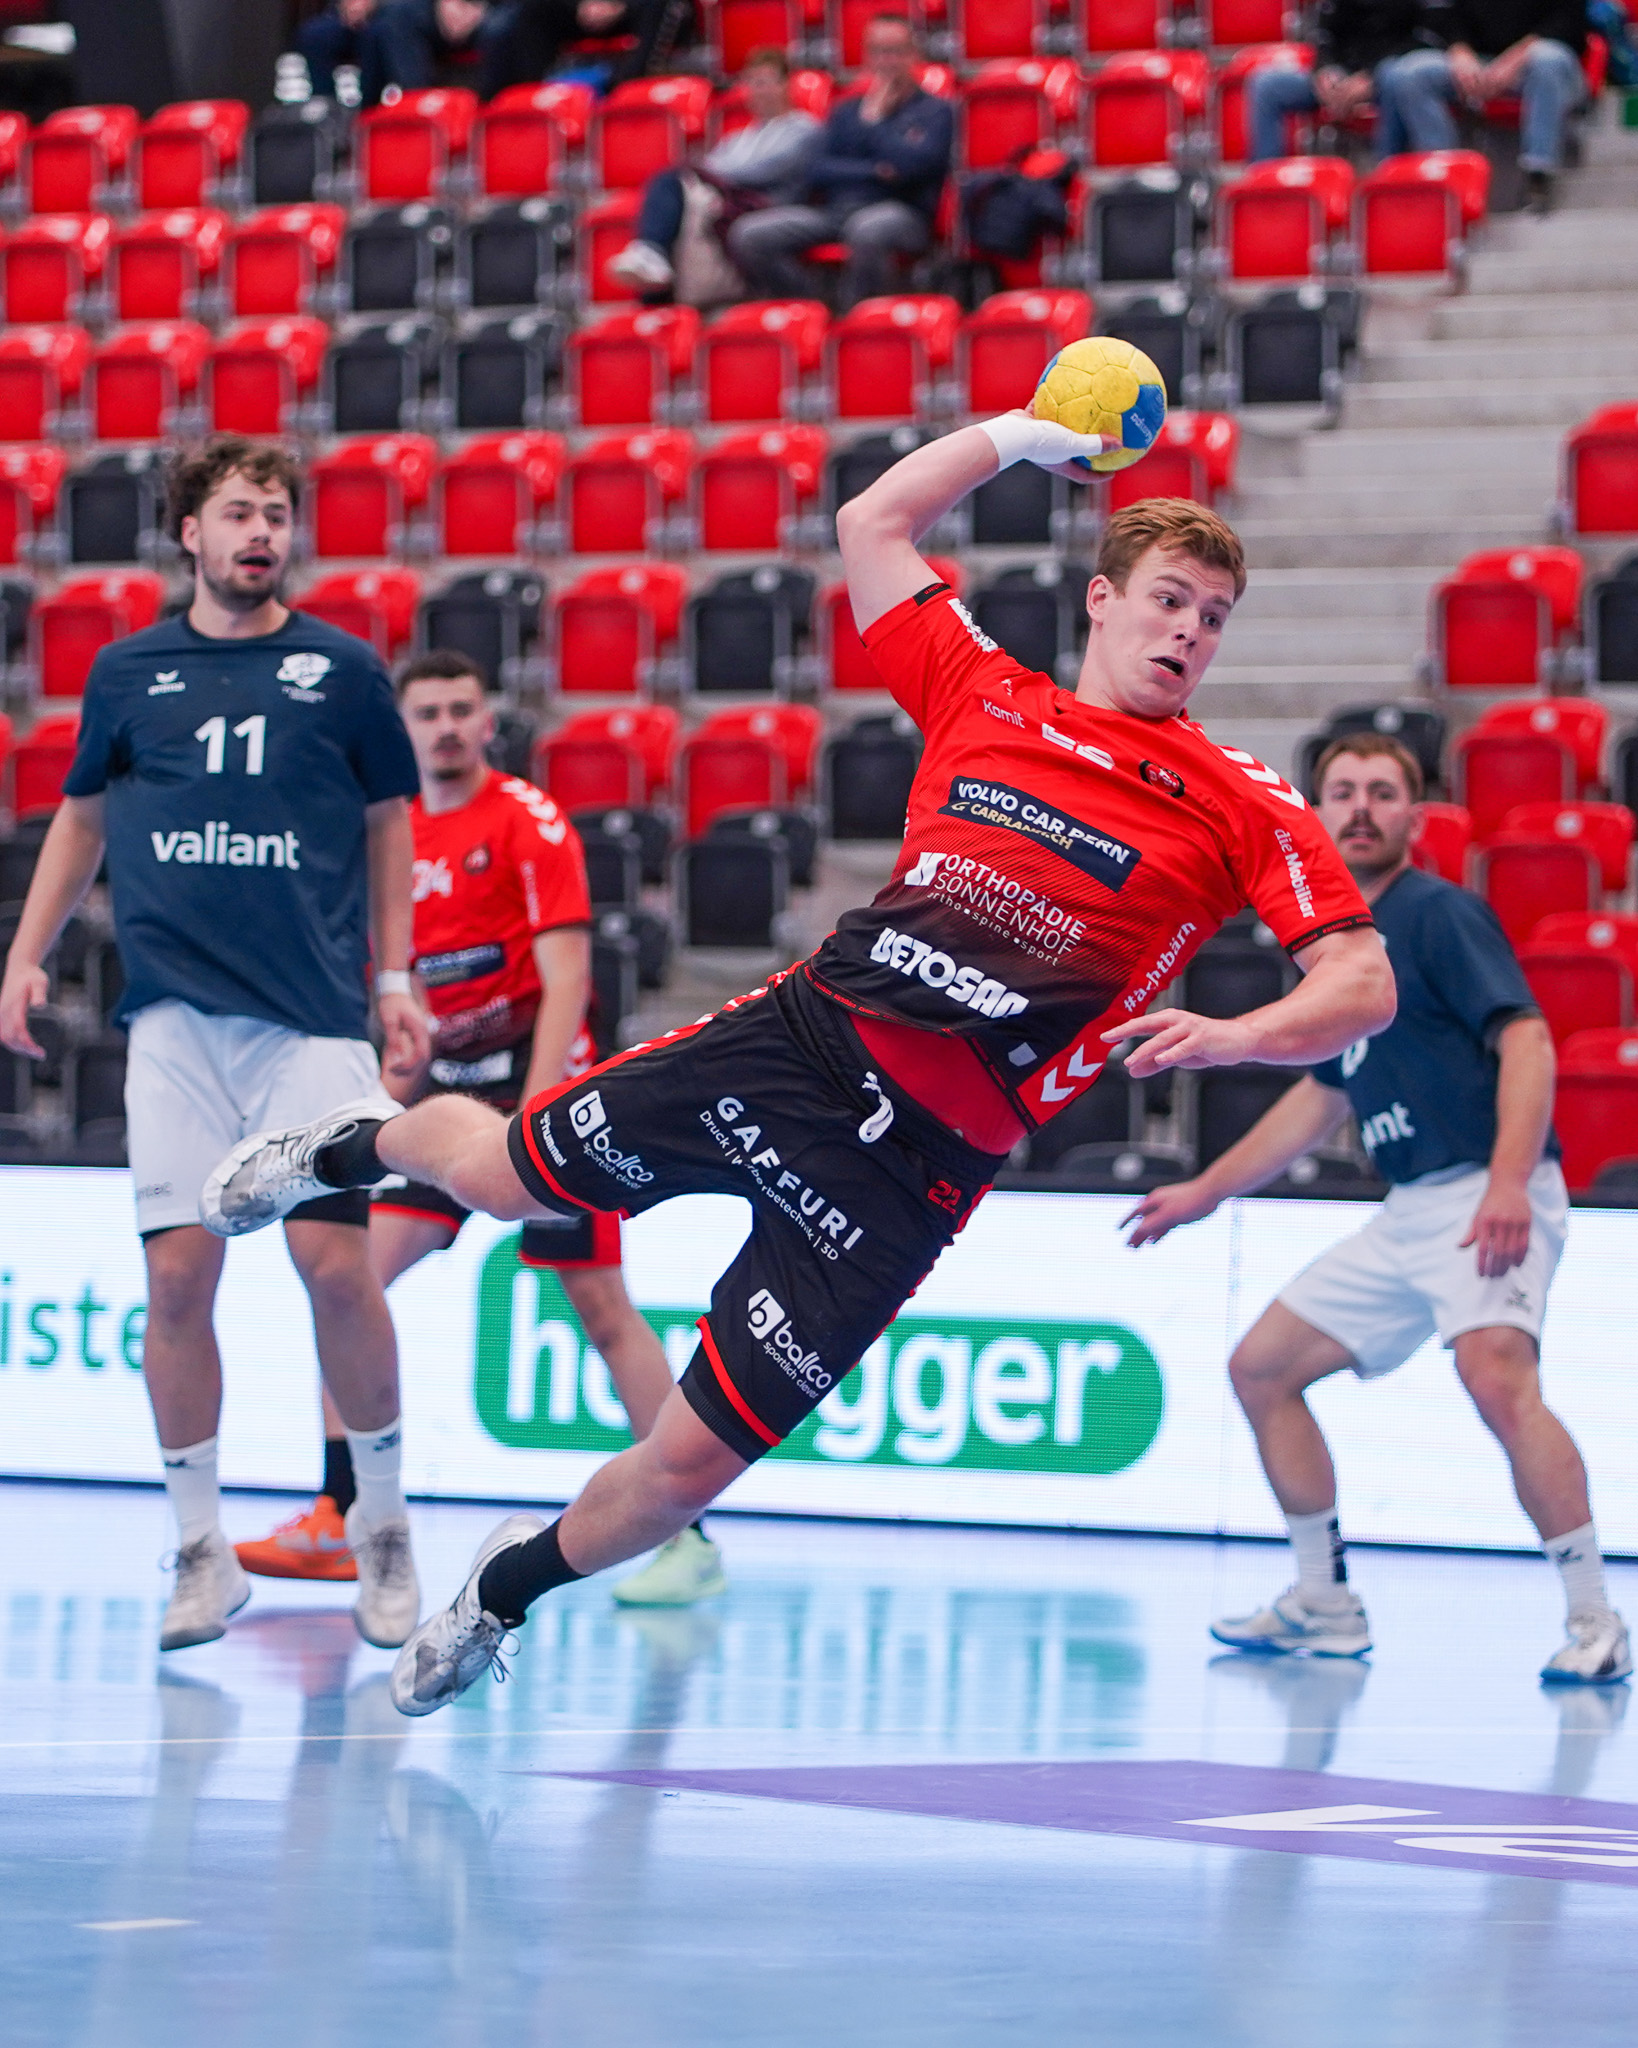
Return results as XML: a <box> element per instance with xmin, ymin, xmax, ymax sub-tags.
<box><xmin>1216</xmin><ymin>750</ymin><xmax>1374</xmax><ymax>953</ymax></box>
<box><xmin>498</xmin><ymin>778</ymin><xmax>592</xmax><ymax>934</ymax></box>
<box><xmin>860</xmin><ymin>580</ymin><xmax>1031</xmax><ymax>739</ymax></box>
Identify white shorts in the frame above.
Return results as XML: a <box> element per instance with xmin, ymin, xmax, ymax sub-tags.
<box><xmin>125</xmin><ymin>999</ymin><xmax>391</xmax><ymax>1235</ymax></box>
<box><xmin>1277</xmin><ymin>1159</ymin><xmax>1568</xmax><ymax>1379</ymax></box>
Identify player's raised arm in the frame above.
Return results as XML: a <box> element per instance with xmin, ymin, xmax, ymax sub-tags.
<box><xmin>366</xmin><ymin>795</ymin><xmax>432</xmax><ymax>1084</ymax></box>
<box><xmin>0</xmin><ymin>795</ymin><xmax>106</xmax><ymax>1057</ymax></box>
<box><xmin>836</xmin><ymin>416</ymin><xmax>1113</xmax><ymax>636</ymax></box>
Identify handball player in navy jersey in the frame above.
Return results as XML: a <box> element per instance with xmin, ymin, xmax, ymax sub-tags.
<box><xmin>0</xmin><ymin>436</ymin><xmax>430</xmax><ymax>1654</ymax></box>
<box><xmin>200</xmin><ymin>415</ymin><xmax>1396</xmax><ymax>1718</ymax></box>
<box><xmin>1126</xmin><ymin>732</ymin><xmax>1627</xmax><ymax>1685</ymax></box>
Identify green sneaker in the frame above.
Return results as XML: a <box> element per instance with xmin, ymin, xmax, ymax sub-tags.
<box><xmin>610</xmin><ymin>1527</ymin><xmax>727</xmax><ymax>1607</ymax></box>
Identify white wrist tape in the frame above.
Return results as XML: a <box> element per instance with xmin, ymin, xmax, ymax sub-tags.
<box><xmin>376</xmin><ymin>969</ymin><xmax>412</xmax><ymax>997</ymax></box>
<box><xmin>978</xmin><ymin>413</ymin><xmax>1061</xmax><ymax>470</ymax></box>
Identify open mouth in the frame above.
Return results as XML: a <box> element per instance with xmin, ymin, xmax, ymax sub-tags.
<box><xmin>236</xmin><ymin>551</ymin><xmax>275</xmax><ymax>572</ymax></box>
<box><xmin>1149</xmin><ymin>655</ymin><xmax>1185</xmax><ymax>680</ymax></box>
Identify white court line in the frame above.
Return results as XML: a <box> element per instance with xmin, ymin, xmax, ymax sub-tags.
<box><xmin>78</xmin><ymin>1919</ymin><xmax>195</xmax><ymax>1932</ymax></box>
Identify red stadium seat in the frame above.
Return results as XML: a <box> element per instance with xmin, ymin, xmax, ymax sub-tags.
<box><xmin>205</xmin><ymin>317</ymin><xmax>329</xmax><ymax>436</ymax></box>
<box><xmin>1532</xmin><ymin>911</ymin><xmax>1638</xmax><ymax>977</ymax></box>
<box><xmin>1107</xmin><ymin>409</ymin><xmax>1238</xmax><ymax>511</ymax></box>
<box><xmin>951</xmin><ymin>0</ymin><xmax>1053</xmax><ymax>62</ymax></box>
<box><xmin>1519</xmin><ymin>939</ymin><xmax>1634</xmax><ymax>1046</ymax></box>
<box><xmin>109</xmin><ymin>208</ymin><xmax>229</xmax><ymax>322</ymax></box>
<box><xmin>829</xmin><ymin>294</ymin><xmax>961</xmax><ymax>420</ymax></box>
<box><xmin>472</xmin><ymin>81</ymin><xmax>592</xmax><ymax>198</ymax></box>
<box><xmin>13</xmin><ymin>712</ymin><xmax>80</xmax><ymax>817</ymax></box>
<box><xmin>1563</xmin><ymin>403</ymin><xmax>1638</xmax><ymax>537</ymax></box>
<box><xmin>1086</xmin><ymin>0</ymin><xmax>1169</xmax><ymax>54</ymax></box>
<box><xmin>225</xmin><ymin>204</ymin><xmax>346</xmax><ymax>318</ymax></box>
<box><xmin>1213</xmin><ymin>44</ymin><xmax>1311</xmax><ymax>164</ymax></box>
<box><xmin>353</xmin><ymin>88</ymin><xmax>477</xmax><ymax>203</ymax></box>
<box><xmin>552</xmin><ymin>564</ymin><xmax>689</xmax><ymax>697</ymax></box>
<box><xmin>696</xmin><ymin>300</ymin><xmax>829</xmax><ymax>424</ymax></box>
<box><xmin>0</xmin><ymin>329</ymin><xmax>91</xmax><ymax>443</ymax></box>
<box><xmin>565</xmin><ymin>429</ymin><xmax>693</xmax><ymax>556</ymax></box>
<box><xmin>821</xmin><ymin>555</ymin><xmax>963</xmax><ymax>690</ymax></box>
<box><xmin>0</xmin><ymin>444</ymin><xmax>67</xmax><ymax>564</ymax></box>
<box><xmin>695</xmin><ymin>425</ymin><xmax>825</xmax><ymax>550</ymax></box>
<box><xmin>535</xmin><ymin>702</ymin><xmax>681</xmax><ymax>804</ymax></box>
<box><xmin>1355</xmin><ymin>151</ymin><xmax>1489</xmax><ymax>278</ymax></box>
<box><xmin>679</xmin><ymin>732</ymin><xmax>785</xmax><ymax>837</ymax></box>
<box><xmin>294</xmin><ymin>567</ymin><xmax>422</xmax><ymax>657</ymax></box>
<box><xmin>88</xmin><ymin>322</ymin><xmax>210</xmax><ymax>442</ymax></box>
<box><xmin>1498</xmin><ymin>802</ymin><xmax>1633</xmax><ymax>895</ymax></box>
<box><xmin>1453</xmin><ymin>730</ymin><xmax>1574</xmax><ymax>841</ymax></box>
<box><xmin>958</xmin><ymin>288</ymin><xmax>1092</xmax><ymax>413</ymax></box>
<box><xmin>581</xmin><ymin>190</ymin><xmax>645</xmax><ymax>306</ymax></box>
<box><xmin>566</xmin><ymin>305</ymin><xmax>699</xmax><ymax>429</ymax></box>
<box><xmin>34</xmin><ymin>570</ymin><xmax>165</xmax><ymax>700</ymax></box>
<box><xmin>26</xmin><ymin>104</ymin><xmax>138</xmax><ymax>213</ymax></box>
<box><xmin>959</xmin><ymin>60</ymin><xmax>1080</xmax><ymax>172</ymax></box>
<box><xmin>1474</xmin><ymin>697</ymin><xmax>1607</xmax><ymax>791</ymax></box>
<box><xmin>705</xmin><ymin>0</ymin><xmax>804</xmax><ymax>74</ymax></box>
<box><xmin>1433</xmin><ymin>546</ymin><xmax>1583</xmax><ymax>690</ymax></box>
<box><xmin>593</xmin><ymin>76</ymin><xmax>713</xmax><ymax>192</ymax></box>
<box><xmin>1216</xmin><ymin>156</ymin><xmax>1355</xmax><ymax>282</ymax></box>
<box><xmin>1199</xmin><ymin>0</ymin><xmax>1290</xmax><ymax>44</ymax></box>
<box><xmin>1476</xmin><ymin>832</ymin><xmax>1600</xmax><ymax>945</ymax></box>
<box><xmin>1553</xmin><ymin>1028</ymin><xmax>1638</xmax><ymax>1192</ymax></box>
<box><xmin>0</xmin><ymin>214</ymin><xmax>112</xmax><ymax>325</ymax></box>
<box><xmin>699</xmin><ymin>702</ymin><xmax>822</xmax><ymax>793</ymax></box>
<box><xmin>1084</xmin><ymin>50</ymin><xmax>1208</xmax><ymax>169</ymax></box>
<box><xmin>1410</xmin><ymin>800</ymin><xmax>1471</xmax><ymax>884</ymax></box>
<box><xmin>309</xmin><ymin>435</ymin><xmax>438</xmax><ymax>559</ymax></box>
<box><xmin>0</xmin><ymin>112</ymin><xmax>27</xmax><ymax>200</ymax></box>
<box><xmin>134</xmin><ymin>100</ymin><xmax>249</xmax><ymax>210</ymax></box>
<box><xmin>436</xmin><ymin>431</ymin><xmax>566</xmax><ymax>557</ymax></box>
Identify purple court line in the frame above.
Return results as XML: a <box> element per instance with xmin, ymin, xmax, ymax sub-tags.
<box><xmin>533</xmin><ymin>1759</ymin><xmax>1638</xmax><ymax>1889</ymax></box>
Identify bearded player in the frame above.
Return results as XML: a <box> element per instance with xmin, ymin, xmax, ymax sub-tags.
<box><xmin>235</xmin><ymin>649</ymin><xmax>727</xmax><ymax>1607</ymax></box>
<box><xmin>199</xmin><ymin>415</ymin><xmax>1397</xmax><ymax>1718</ymax></box>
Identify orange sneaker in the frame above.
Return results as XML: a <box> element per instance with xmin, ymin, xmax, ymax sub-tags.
<box><xmin>234</xmin><ymin>1497</ymin><xmax>358</xmax><ymax>1582</ymax></box>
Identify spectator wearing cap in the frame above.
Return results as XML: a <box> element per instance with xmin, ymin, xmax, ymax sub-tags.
<box><xmin>1377</xmin><ymin>0</ymin><xmax>1589</xmax><ymax>211</ymax></box>
<box><xmin>1245</xmin><ymin>1</ymin><xmax>1439</xmax><ymax>162</ymax></box>
<box><xmin>728</xmin><ymin>13</ymin><xmax>953</xmax><ymax>310</ymax></box>
<box><xmin>609</xmin><ymin>47</ymin><xmax>822</xmax><ymax>296</ymax></box>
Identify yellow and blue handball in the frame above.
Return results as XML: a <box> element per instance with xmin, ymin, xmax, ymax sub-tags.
<box><xmin>1031</xmin><ymin>336</ymin><xmax>1168</xmax><ymax>474</ymax></box>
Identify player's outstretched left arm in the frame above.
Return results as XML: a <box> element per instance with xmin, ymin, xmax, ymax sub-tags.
<box><xmin>1459</xmin><ymin>1014</ymin><xmax>1556</xmax><ymax>1279</ymax></box>
<box><xmin>366</xmin><ymin>796</ymin><xmax>433</xmax><ymax>1084</ymax></box>
<box><xmin>1103</xmin><ymin>925</ymin><xmax>1395</xmax><ymax>1081</ymax></box>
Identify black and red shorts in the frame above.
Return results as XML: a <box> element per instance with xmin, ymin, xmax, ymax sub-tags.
<box><xmin>507</xmin><ymin>967</ymin><xmax>1002</xmax><ymax>1464</ymax></box>
<box><xmin>374</xmin><ymin>1039</ymin><xmax>621</xmax><ymax>1270</ymax></box>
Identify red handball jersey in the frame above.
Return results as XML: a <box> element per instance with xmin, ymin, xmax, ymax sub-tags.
<box><xmin>806</xmin><ymin>582</ymin><xmax>1373</xmax><ymax>1132</ymax></box>
<box><xmin>410</xmin><ymin>770</ymin><xmax>593</xmax><ymax>1063</ymax></box>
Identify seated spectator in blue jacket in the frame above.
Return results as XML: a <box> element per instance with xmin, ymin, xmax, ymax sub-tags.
<box><xmin>298</xmin><ymin>0</ymin><xmax>388</xmax><ymax>102</ymax></box>
<box><xmin>609</xmin><ymin>48</ymin><xmax>822</xmax><ymax>296</ymax></box>
<box><xmin>1377</xmin><ymin>0</ymin><xmax>1589</xmax><ymax>210</ymax></box>
<box><xmin>728</xmin><ymin>14</ymin><xmax>953</xmax><ymax>310</ymax></box>
<box><xmin>367</xmin><ymin>0</ymin><xmax>520</xmax><ymax>100</ymax></box>
<box><xmin>1246</xmin><ymin>2</ymin><xmax>1436</xmax><ymax>162</ymax></box>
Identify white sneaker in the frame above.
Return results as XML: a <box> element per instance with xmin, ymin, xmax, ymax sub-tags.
<box><xmin>389</xmin><ymin>1512</ymin><xmax>545</xmax><ymax>1718</ymax></box>
<box><xmin>200</xmin><ymin>1097</ymin><xmax>402</xmax><ymax>1237</ymax></box>
<box><xmin>160</xmin><ymin>1530</ymin><xmax>252</xmax><ymax>1651</ymax></box>
<box><xmin>346</xmin><ymin>1505</ymin><xmax>421</xmax><ymax>1648</ymax></box>
<box><xmin>1211</xmin><ymin>1584</ymin><xmax>1372</xmax><ymax>1658</ymax></box>
<box><xmin>611</xmin><ymin>1527</ymin><xmax>727</xmax><ymax>1606</ymax></box>
<box><xmin>1541</xmin><ymin>1609</ymin><xmax>1633</xmax><ymax>1684</ymax></box>
<box><xmin>607</xmin><ymin>238</ymin><xmax>674</xmax><ymax>290</ymax></box>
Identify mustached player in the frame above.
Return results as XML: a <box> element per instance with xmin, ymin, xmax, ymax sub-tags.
<box><xmin>0</xmin><ymin>435</ymin><xmax>429</xmax><ymax>1654</ymax></box>
<box><xmin>236</xmin><ymin>649</ymin><xmax>727</xmax><ymax>1607</ymax></box>
<box><xmin>1125</xmin><ymin>733</ymin><xmax>1627</xmax><ymax>1684</ymax></box>
<box><xmin>200</xmin><ymin>417</ymin><xmax>1396</xmax><ymax>1719</ymax></box>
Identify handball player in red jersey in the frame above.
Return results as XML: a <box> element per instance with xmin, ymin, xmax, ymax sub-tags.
<box><xmin>236</xmin><ymin>650</ymin><xmax>727</xmax><ymax>1607</ymax></box>
<box><xmin>201</xmin><ymin>415</ymin><xmax>1398</xmax><ymax>1716</ymax></box>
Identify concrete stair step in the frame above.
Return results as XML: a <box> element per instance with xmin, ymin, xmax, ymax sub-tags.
<box><xmin>1466</xmin><ymin>246</ymin><xmax>1638</xmax><ymax>291</ymax></box>
<box><xmin>1338</xmin><ymin>377</ymin><xmax>1632</xmax><ymax>429</ymax></box>
<box><xmin>1235</xmin><ymin>516</ymin><xmax>1542</xmax><ymax>569</ymax></box>
<box><xmin>1191</xmin><ymin>666</ymin><xmax>1418</xmax><ymax>717</ymax></box>
<box><xmin>1231</xmin><ymin>566</ymin><xmax>1440</xmax><ymax>619</ymax></box>
<box><xmin>1360</xmin><ymin>339</ymin><xmax>1638</xmax><ymax>384</ymax></box>
<box><xmin>1429</xmin><ymin>293</ymin><xmax>1638</xmax><ymax>341</ymax></box>
<box><xmin>1481</xmin><ymin>208</ymin><xmax>1638</xmax><ymax>253</ymax></box>
<box><xmin>1582</xmin><ymin>122</ymin><xmax>1638</xmax><ymax>168</ymax></box>
<box><xmin>1555</xmin><ymin>168</ymin><xmax>1638</xmax><ymax>208</ymax></box>
<box><xmin>1237</xmin><ymin>478</ymin><xmax>1551</xmax><ymax>521</ymax></box>
<box><xmin>1290</xmin><ymin>427</ymin><xmax>1562</xmax><ymax>482</ymax></box>
<box><xmin>1218</xmin><ymin>618</ymin><xmax>1427</xmax><ymax>663</ymax></box>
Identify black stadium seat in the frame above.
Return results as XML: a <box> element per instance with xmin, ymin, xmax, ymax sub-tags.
<box><xmin>590</xmin><ymin>927</ymin><xmax>639</xmax><ymax>1055</ymax></box>
<box><xmin>248</xmin><ymin>99</ymin><xmax>347</xmax><ymax>206</ymax></box>
<box><xmin>1193</xmin><ymin>1066</ymin><xmax>1298</xmax><ymax>1169</ymax></box>
<box><xmin>687</xmin><ymin>566</ymin><xmax>815</xmax><ymax>696</ymax></box>
<box><xmin>1087</xmin><ymin>175</ymin><xmax>1195</xmax><ymax>286</ymax></box>
<box><xmin>1589</xmin><ymin>559</ymin><xmax>1638</xmax><ymax>687</ymax></box>
<box><xmin>678</xmin><ymin>837</ymin><xmax>788</xmax><ymax>948</ymax></box>
<box><xmin>971</xmin><ymin>562</ymin><xmax>1089</xmax><ymax>681</ymax></box>
<box><xmin>325</xmin><ymin>317</ymin><xmax>442</xmax><ymax>435</ymax></box>
<box><xmin>570</xmin><ymin>806</ymin><xmax>672</xmax><ymax>887</ymax></box>
<box><xmin>1298</xmin><ymin>703</ymin><xmax>1448</xmax><ymax>800</ymax></box>
<box><xmin>420</xmin><ymin>569</ymin><xmax>546</xmax><ymax>692</ymax></box>
<box><xmin>825</xmin><ymin>427</ymin><xmax>936</xmax><ymax>519</ymax></box>
<box><xmin>822</xmin><ymin>713</ymin><xmax>922</xmax><ymax>841</ymax></box>
<box><xmin>340</xmin><ymin>205</ymin><xmax>455</xmax><ymax>316</ymax></box>
<box><xmin>64</xmin><ymin>451</ymin><xmax>166</xmax><ymax>566</ymax></box>
<box><xmin>597</xmin><ymin>906</ymin><xmax>672</xmax><ymax>989</ymax></box>
<box><xmin>1224</xmin><ymin>288</ymin><xmax>1358</xmax><ymax>410</ymax></box>
<box><xmin>456</xmin><ymin>199</ymin><xmax>576</xmax><ymax>313</ymax></box>
<box><xmin>707</xmin><ymin>806</ymin><xmax>819</xmax><ymax>889</ymax></box>
<box><xmin>579</xmin><ymin>822</ymin><xmax>643</xmax><ymax>910</ymax></box>
<box><xmin>1183</xmin><ymin>921</ymin><xmax>1291</xmax><ymax>1019</ymax></box>
<box><xmin>968</xmin><ymin>461</ymin><xmax>1062</xmax><ymax>547</ymax></box>
<box><xmin>445</xmin><ymin>314</ymin><xmax>564</xmax><ymax>431</ymax></box>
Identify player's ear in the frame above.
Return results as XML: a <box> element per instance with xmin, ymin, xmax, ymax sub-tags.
<box><xmin>1085</xmin><ymin>573</ymin><xmax>1115</xmax><ymax>629</ymax></box>
<box><xmin>179</xmin><ymin>512</ymin><xmax>199</xmax><ymax>561</ymax></box>
<box><xmin>1406</xmin><ymin>799</ymin><xmax>1426</xmax><ymax>846</ymax></box>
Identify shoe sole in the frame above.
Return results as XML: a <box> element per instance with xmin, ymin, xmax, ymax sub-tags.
<box><xmin>611</xmin><ymin>1571</ymin><xmax>728</xmax><ymax>1607</ymax></box>
<box><xmin>1540</xmin><ymin>1663</ymin><xmax>1634</xmax><ymax>1686</ymax></box>
<box><xmin>354</xmin><ymin>1598</ymin><xmax>422</xmax><ymax>1650</ymax></box>
<box><xmin>1210</xmin><ymin>1626</ymin><xmax>1371</xmax><ymax>1658</ymax></box>
<box><xmin>159</xmin><ymin>1577</ymin><xmax>251</xmax><ymax>1652</ymax></box>
<box><xmin>235</xmin><ymin>1547</ymin><xmax>358</xmax><ymax>1583</ymax></box>
<box><xmin>389</xmin><ymin>1513</ymin><xmax>545</xmax><ymax>1717</ymax></box>
<box><xmin>201</xmin><ymin>1097</ymin><xmax>400</xmax><ymax>1238</ymax></box>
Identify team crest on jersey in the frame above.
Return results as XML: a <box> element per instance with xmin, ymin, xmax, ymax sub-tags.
<box><xmin>463</xmin><ymin>842</ymin><xmax>491</xmax><ymax>874</ymax></box>
<box><xmin>276</xmin><ymin>652</ymin><xmax>333</xmax><ymax>687</ymax></box>
<box><xmin>1140</xmin><ymin>760</ymin><xmax>1186</xmax><ymax>799</ymax></box>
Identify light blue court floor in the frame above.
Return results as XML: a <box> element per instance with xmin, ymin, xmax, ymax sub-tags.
<box><xmin>4</xmin><ymin>1483</ymin><xmax>1637</xmax><ymax>2048</ymax></box>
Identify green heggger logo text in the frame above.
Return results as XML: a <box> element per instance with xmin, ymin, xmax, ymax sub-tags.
<box><xmin>473</xmin><ymin>1236</ymin><xmax>1164</xmax><ymax>1474</ymax></box>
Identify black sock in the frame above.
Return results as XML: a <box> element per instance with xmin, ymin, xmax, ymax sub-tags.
<box><xmin>690</xmin><ymin>1520</ymin><xmax>706</xmax><ymax>1539</ymax></box>
<box><xmin>478</xmin><ymin>1521</ymin><xmax>584</xmax><ymax>1628</ymax></box>
<box><xmin>314</xmin><ymin>1119</ymin><xmax>387</xmax><ymax>1189</ymax></box>
<box><xmin>322</xmin><ymin>1436</ymin><xmax>356</xmax><ymax>1516</ymax></box>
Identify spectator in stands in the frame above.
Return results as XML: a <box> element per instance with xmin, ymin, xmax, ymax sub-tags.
<box><xmin>487</xmin><ymin>0</ymin><xmax>692</xmax><ymax>89</ymax></box>
<box><xmin>728</xmin><ymin>14</ymin><xmax>953</xmax><ymax>310</ymax></box>
<box><xmin>1377</xmin><ymin>1</ymin><xmax>1589</xmax><ymax>211</ymax></box>
<box><xmin>608</xmin><ymin>48</ymin><xmax>822</xmax><ymax>298</ymax></box>
<box><xmin>367</xmin><ymin>0</ymin><xmax>521</xmax><ymax>99</ymax></box>
<box><xmin>298</xmin><ymin>0</ymin><xmax>388</xmax><ymax>102</ymax></box>
<box><xmin>1245</xmin><ymin>2</ymin><xmax>1437</xmax><ymax>162</ymax></box>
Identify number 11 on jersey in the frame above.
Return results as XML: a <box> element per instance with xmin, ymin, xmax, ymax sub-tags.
<box><xmin>195</xmin><ymin>715</ymin><xmax>266</xmax><ymax>775</ymax></box>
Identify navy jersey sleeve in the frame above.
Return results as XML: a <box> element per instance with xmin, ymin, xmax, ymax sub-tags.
<box><xmin>344</xmin><ymin>650</ymin><xmax>419</xmax><ymax>803</ymax></box>
<box><xmin>1414</xmin><ymin>884</ymin><xmax>1538</xmax><ymax>1046</ymax></box>
<box><xmin>60</xmin><ymin>654</ymin><xmax>125</xmax><ymax>798</ymax></box>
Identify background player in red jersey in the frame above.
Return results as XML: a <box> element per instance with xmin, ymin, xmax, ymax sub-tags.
<box><xmin>201</xmin><ymin>418</ymin><xmax>1396</xmax><ymax>1718</ymax></box>
<box><xmin>236</xmin><ymin>651</ymin><xmax>726</xmax><ymax>1607</ymax></box>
